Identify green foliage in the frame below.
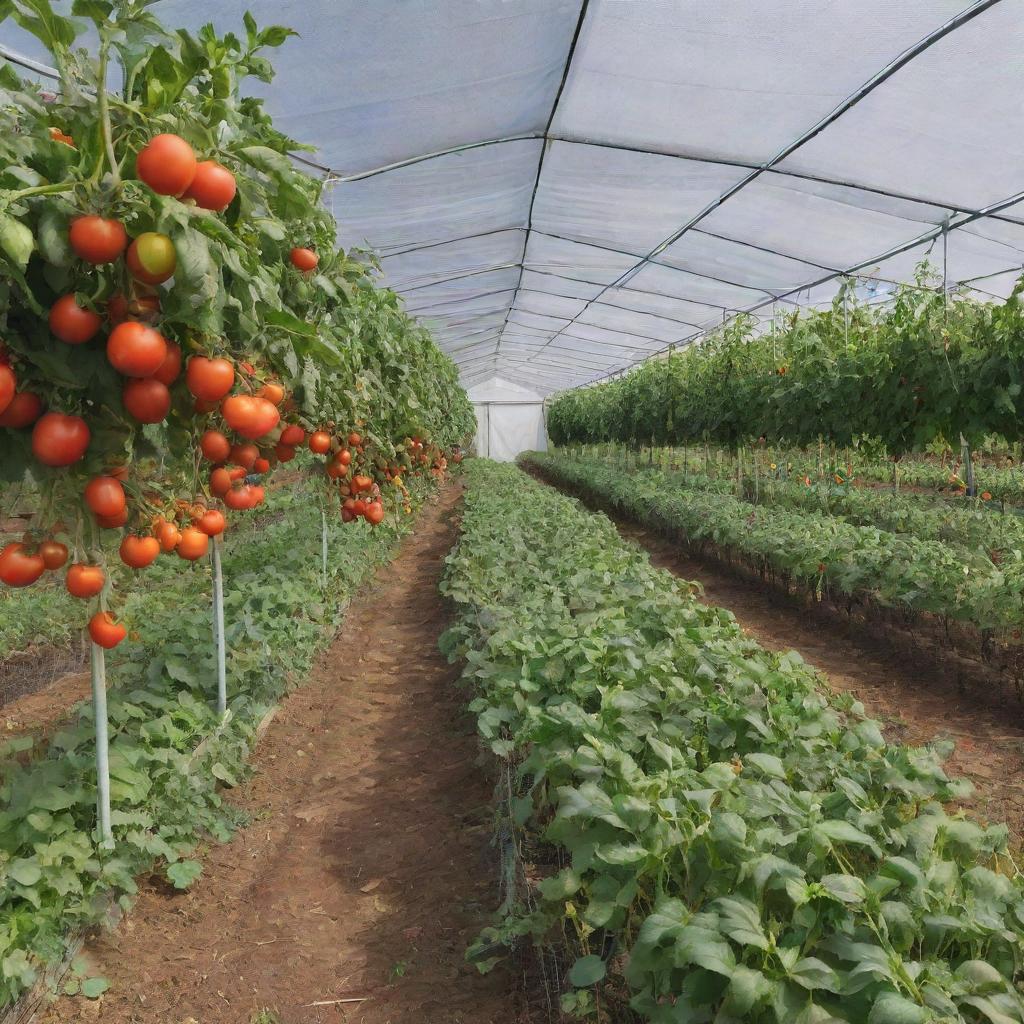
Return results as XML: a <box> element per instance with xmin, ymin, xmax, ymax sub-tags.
<box><xmin>0</xmin><ymin>472</ymin><xmax>435</xmax><ymax>1006</ymax></box>
<box><xmin>444</xmin><ymin>460</ymin><xmax>1024</xmax><ymax>1023</ymax></box>
<box><xmin>547</xmin><ymin>271</ymin><xmax>1024</xmax><ymax>455</ymax></box>
<box><xmin>523</xmin><ymin>451</ymin><xmax>1024</xmax><ymax>641</ymax></box>
<box><xmin>0</xmin><ymin>0</ymin><xmax>473</xmax><ymax>503</ymax></box>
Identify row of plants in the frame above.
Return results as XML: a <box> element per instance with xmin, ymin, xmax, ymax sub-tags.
<box><xmin>579</xmin><ymin>451</ymin><xmax>1024</xmax><ymax>556</ymax></box>
<box><xmin>443</xmin><ymin>460</ymin><xmax>1024</xmax><ymax>1023</ymax></box>
<box><xmin>546</xmin><ymin>270</ymin><xmax>1024</xmax><ymax>455</ymax></box>
<box><xmin>521</xmin><ymin>452</ymin><xmax>1024</xmax><ymax>656</ymax></box>
<box><xmin>0</xmin><ymin>0</ymin><xmax>473</xmax><ymax>642</ymax></box>
<box><xmin>0</xmin><ymin>468</ymin><xmax>435</xmax><ymax>1005</ymax></box>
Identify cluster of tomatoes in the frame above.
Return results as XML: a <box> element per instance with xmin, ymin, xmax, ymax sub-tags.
<box><xmin>0</xmin><ymin>132</ymin><xmax>329</xmax><ymax>647</ymax></box>
<box><xmin>307</xmin><ymin>430</ymin><xmax>458</xmax><ymax>526</ymax></box>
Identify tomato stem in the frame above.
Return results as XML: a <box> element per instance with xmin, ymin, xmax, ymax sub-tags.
<box><xmin>96</xmin><ymin>35</ymin><xmax>121</xmax><ymax>188</ymax></box>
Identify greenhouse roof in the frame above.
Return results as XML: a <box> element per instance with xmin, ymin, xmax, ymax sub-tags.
<box><xmin>3</xmin><ymin>0</ymin><xmax>1024</xmax><ymax>394</ymax></box>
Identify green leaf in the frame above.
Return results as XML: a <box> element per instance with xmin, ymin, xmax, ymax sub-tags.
<box><xmin>867</xmin><ymin>993</ymin><xmax>932</xmax><ymax>1024</ymax></box>
<box><xmin>80</xmin><ymin>976</ymin><xmax>110</xmax><ymax>999</ymax></box>
<box><xmin>568</xmin><ymin>955</ymin><xmax>605</xmax><ymax>987</ymax></box>
<box><xmin>9</xmin><ymin>0</ymin><xmax>82</xmax><ymax>49</ymax></box>
<box><xmin>166</xmin><ymin>859</ymin><xmax>203</xmax><ymax>890</ymax></box>
<box><xmin>0</xmin><ymin>213</ymin><xmax>34</xmax><ymax>271</ymax></box>
<box><xmin>8</xmin><ymin>859</ymin><xmax>42</xmax><ymax>886</ymax></box>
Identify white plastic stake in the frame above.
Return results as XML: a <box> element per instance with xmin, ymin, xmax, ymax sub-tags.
<box><xmin>90</xmin><ymin>642</ymin><xmax>112</xmax><ymax>845</ymax></box>
<box><xmin>211</xmin><ymin>536</ymin><xmax>227</xmax><ymax>718</ymax></box>
<box><xmin>321</xmin><ymin>509</ymin><xmax>329</xmax><ymax>590</ymax></box>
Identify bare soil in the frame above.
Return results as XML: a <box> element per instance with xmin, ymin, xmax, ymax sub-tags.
<box><xmin>40</xmin><ymin>483</ymin><xmax>516</xmax><ymax>1024</ymax></box>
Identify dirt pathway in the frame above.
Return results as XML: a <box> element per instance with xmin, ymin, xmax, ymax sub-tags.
<box><xmin>42</xmin><ymin>483</ymin><xmax>514</xmax><ymax>1024</ymax></box>
<box><xmin>610</xmin><ymin>516</ymin><xmax>1024</xmax><ymax>840</ymax></box>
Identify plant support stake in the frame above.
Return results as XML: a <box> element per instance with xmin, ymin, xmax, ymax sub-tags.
<box><xmin>90</xmin><ymin>642</ymin><xmax>112</xmax><ymax>845</ymax></box>
<box><xmin>211</xmin><ymin>535</ymin><xmax>227</xmax><ymax>718</ymax></box>
<box><xmin>321</xmin><ymin>508</ymin><xmax>329</xmax><ymax>590</ymax></box>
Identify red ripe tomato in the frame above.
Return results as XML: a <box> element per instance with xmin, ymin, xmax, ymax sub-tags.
<box><xmin>279</xmin><ymin>424</ymin><xmax>305</xmax><ymax>446</ymax></box>
<box><xmin>341</xmin><ymin>508</ymin><xmax>356</xmax><ymax>523</ymax></box>
<box><xmin>348</xmin><ymin>432</ymin><xmax>362</xmax><ymax>447</ymax></box>
<box><xmin>223</xmin><ymin>485</ymin><xmax>250</xmax><ymax>510</ymax></box>
<box><xmin>228</xmin><ymin>442</ymin><xmax>258</xmax><ymax>469</ymax></box>
<box><xmin>153</xmin><ymin>340</ymin><xmax>182</xmax><ymax>385</ymax></box>
<box><xmin>0</xmin><ymin>390</ymin><xmax>43</xmax><ymax>428</ymax></box>
<box><xmin>351</xmin><ymin>498</ymin><xmax>367</xmax><ymax>517</ymax></box>
<box><xmin>308</xmin><ymin>430</ymin><xmax>331</xmax><ymax>454</ymax></box>
<box><xmin>200</xmin><ymin>430</ymin><xmax>231</xmax><ymax>462</ymax></box>
<box><xmin>194</xmin><ymin>397</ymin><xmax>219</xmax><ymax>414</ymax></box>
<box><xmin>196</xmin><ymin>509</ymin><xmax>225</xmax><ymax>536</ymax></box>
<box><xmin>250</xmin><ymin>484</ymin><xmax>265</xmax><ymax>507</ymax></box>
<box><xmin>290</xmin><ymin>247</ymin><xmax>318</xmax><ymax>272</ymax></box>
<box><xmin>0</xmin><ymin>543</ymin><xmax>46</xmax><ymax>587</ymax></box>
<box><xmin>136</xmin><ymin>134</ymin><xmax>197</xmax><ymax>195</ymax></box>
<box><xmin>157</xmin><ymin>521</ymin><xmax>181</xmax><ymax>552</ymax></box>
<box><xmin>253</xmin><ymin>457</ymin><xmax>270</xmax><ymax>474</ymax></box>
<box><xmin>108</xmin><ymin>292</ymin><xmax>161</xmax><ymax>326</ymax></box>
<box><xmin>364</xmin><ymin>501</ymin><xmax>385</xmax><ymax>526</ymax></box>
<box><xmin>39</xmin><ymin>540</ymin><xmax>68</xmax><ymax>570</ymax></box>
<box><xmin>210</xmin><ymin>467</ymin><xmax>232</xmax><ymax>496</ymax></box>
<box><xmin>107</xmin><ymin>464</ymin><xmax>130</xmax><ymax>481</ymax></box>
<box><xmin>338</xmin><ymin>448</ymin><xmax>352</xmax><ymax>466</ymax></box>
<box><xmin>0</xmin><ymin>365</ymin><xmax>14</xmax><ymax>415</ymax></box>
<box><xmin>326</xmin><ymin>460</ymin><xmax>344</xmax><ymax>479</ymax></box>
<box><xmin>69</xmin><ymin>215</ymin><xmax>127</xmax><ymax>264</ymax></box>
<box><xmin>107</xmin><ymin>322</ymin><xmax>168</xmax><ymax>377</ymax></box>
<box><xmin>352</xmin><ymin>474</ymin><xmax>373</xmax><ymax>494</ymax></box>
<box><xmin>221</xmin><ymin>395</ymin><xmax>279</xmax><ymax>440</ymax></box>
<box><xmin>84</xmin><ymin>475</ymin><xmax>126</xmax><ymax>518</ymax></box>
<box><xmin>119</xmin><ymin>534</ymin><xmax>160</xmax><ymax>568</ymax></box>
<box><xmin>176</xmin><ymin>526</ymin><xmax>209</xmax><ymax>561</ymax></box>
<box><xmin>186</xmin><ymin>356</ymin><xmax>234</xmax><ymax>401</ymax></box>
<box><xmin>95</xmin><ymin>506</ymin><xmax>128</xmax><ymax>529</ymax></box>
<box><xmin>49</xmin><ymin>294</ymin><xmax>102</xmax><ymax>345</ymax></box>
<box><xmin>274</xmin><ymin>443</ymin><xmax>296</xmax><ymax>462</ymax></box>
<box><xmin>183</xmin><ymin>160</ymin><xmax>236</xmax><ymax>211</ymax></box>
<box><xmin>126</xmin><ymin>232</ymin><xmax>176</xmax><ymax>285</ymax></box>
<box><xmin>123</xmin><ymin>377</ymin><xmax>171</xmax><ymax>423</ymax></box>
<box><xmin>257</xmin><ymin>382</ymin><xmax>284</xmax><ymax>405</ymax></box>
<box><xmin>66</xmin><ymin>562</ymin><xmax>104</xmax><ymax>599</ymax></box>
<box><xmin>32</xmin><ymin>412</ymin><xmax>89</xmax><ymax>466</ymax></box>
<box><xmin>89</xmin><ymin>611</ymin><xmax>127</xmax><ymax>649</ymax></box>
<box><xmin>228</xmin><ymin>466</ymin><xmax>246</xmax><ymax>482</ymax></box>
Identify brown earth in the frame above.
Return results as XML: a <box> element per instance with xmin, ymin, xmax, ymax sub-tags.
<box><xmin>40</xmin><ymin>482</ymin><xmax>517</xmax><ymax>1024</ymax></box>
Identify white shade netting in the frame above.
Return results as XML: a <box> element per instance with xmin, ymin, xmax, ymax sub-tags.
<box><xmin>3</xmin><ymin>0</ymin><xmax>1024</xmax><ymax>396</ymax></box>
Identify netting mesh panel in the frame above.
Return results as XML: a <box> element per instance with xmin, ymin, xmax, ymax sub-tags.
<box><xmin>333</xmin><ymin>140</ymin><xmax>540</xmax><ymax>253</ymax></box>
<box><xmin>531</xmin><ymin>142</ymin><xmax>748</xmax><ymax>253</ymax></box>
<box><xmin>514</xmin><ymin>290</ymin><xmax>591</xmax><ymax>320</ymax></box>
<box><xmin>578</xmin><ymin>303</ymin><xmax>690</xmax><ymax>344</ymax></box>
<box><xmin>551</xmin><ymin>0</ymin><xmax>970</xmax><ymax>164</ymax></box>
<box><xmin>602</xmin><ymin>286</ymin><xmax>721</xmax><ymax>327</ymax></box>
<box><xmin>698</xmin><ymin>174</ymin><xmax>950</xmax><ymax>271</ymax></box>
<box><xmin>377</xmin><ymin>229</ymin><xmax>524</xmax><ymax>292</ymax></box>
<box><xmin>628</xmin><ymin>263</ymin><xmax>770</xmax><ymax>310</ymax></box>
<box><xmin>518</xmin><ymin>271</ymin><xmax>606</xmax><ymax>300</ymax></box>
<box><xmin>779</xmin><ymin>4</ymin><xmax>1024</xmax><ymax>210</ymax></box>
<box><xmin>660</xmin><ymin>228</ymin><xmax>852</xmax><ymax>293</ymax></box>
<box><xmin>523</xmin><ymin>233</ymin><xmax>638</xmax><ymax>284</ymax></box>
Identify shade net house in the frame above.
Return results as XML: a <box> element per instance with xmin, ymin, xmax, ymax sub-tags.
<box><xmin>6</xmin><ymin>0</ymin><xmax>1022</xmax><ymax>424</ymax></box>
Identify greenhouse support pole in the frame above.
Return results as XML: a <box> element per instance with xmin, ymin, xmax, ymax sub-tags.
<box><xmin>90</xmin><ymin>642</ymin><xmax>112</xmax><ymax>845</ymax></box>
<box><xmin>211</xmin><ymin>536</ymin><xmax>227</xmax><ymax>718</ymax></box>
<box><xmin>321</xmin><ymin>508</ymin><xmax>329</xmax><ymax>590</ymax></box>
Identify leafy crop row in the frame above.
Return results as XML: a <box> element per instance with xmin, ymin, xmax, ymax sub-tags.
<box><xmin>590</xmin><ymin>459</ymin><xmax>1024</xmax><ymax>557</ymax></box>
<box><xmin>523</xmin><ymin>452</ymin><xmax>1024</xmax><ymax>645</ymax></box>
<box><xmin>0</xmin><ymin>470</ymin><xmax>432</xmax><ymax>1005</ymax></box>
<box><xmin>547</xmin><ymin>272</ymin><xmax>1024</xmax><ymax>455</ymax></box>
<box><xmin>443</xmin><ymin>460</ymin><xmax>1024</xmax><ymax>1023</ymax></box>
